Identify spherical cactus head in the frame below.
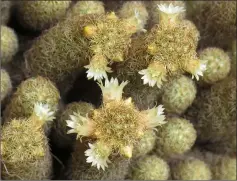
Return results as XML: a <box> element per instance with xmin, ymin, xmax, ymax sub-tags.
<box><xmin>171</xmin><ymin>157</ymin><xmax>212</xmax><ymax>180</ymax></box>
<box><xmin>3</xmin><ymin>76</ymin><xmax>60</xmax><ymax>121</ymax></box>
<box><xmin>155</xmin><ymin>117</ymin><xmax>197</xmax><ymax>158</ymax></box>
<box><xmin>211</xmin><ymin>155</ymin><xmax>236</xmax><ymax>180</ymax></box>
<box><xmin>131</xmin><ymin>155</ymin><xmax>170</xmax><ymax>180</ymax></box>
<box><xmin>133</xmin><ymin>130</ymin><xmax>156</xmax><ymax>158</ymax></box>
<box><xmin>1</xmin><ymin>25</ymin><xmax>19</xmax><ymax>64</ymax></box>
<box><xmin>1</xmin><ymin>69</ymin><xmax>12</xmax><ymax>102</ymax></box>
<box><xmin>198</xmin><ymin>47</ymin><xmax>231</xmax><ymax>85</ymax></box>
<box><xmin>162</xmin><ymin>75</ymin><xmax>197</xmax><ymax>115</ymax></box>
<box><xmin>1</xmin><ymin>118</ymin><xmax>52</xmax><ymax>180</ymax></box>
<box><xmin>118</xmin><ymin>1</ymin><xmax>148</xmax><ymax>32</ymax></box>
<box><xmin>16</xmin><ymin>1</ymin><xmax>71</xmax><ymax>31</ymax></box>
<box><xmin>67</xmin><ymin>1</ymin><xmax>105</xmax><ymax>18</ymax></box>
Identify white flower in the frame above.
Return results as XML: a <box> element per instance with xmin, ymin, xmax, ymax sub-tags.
<box><xmin>34</xmin><ymin>102</ymin><xmax>55</xmax><ymax>122</ymax></box>
<box><xmin>191</xmin><ymin>63</ymin><xmax>206</xmax><ymax>81</ymax></box>
<box><xmin>139</xmin><ymin>68</ymin><xmax>167</xmax><ymax>88</ymax></box>
<box><xmin>157</xmin><ymin>3</ymin><xmax>185</xmax><ymax>14</ymax></box>
<box><xmin>85</xmin><ymin>142</ymin><xmax>111</xmax><ymax>170</ymax></box>
<box><xmin>143</xmin><ymin>105</ymin><xmax>166</xmax><ymax>130</ymax></box>
<box><xmin>66</xmin><ymin>112</ymin><xmax>93</xmax><ymax>139</ymax></box>
<box><xmin>85</xmin><ymin>55</ymin><xmax>112</xmax><ymax>81</ymax></box>
<box><xmin>98</xmin><ymin>77</ymin><xmax>128</xmax><ymax>101</ymax></box>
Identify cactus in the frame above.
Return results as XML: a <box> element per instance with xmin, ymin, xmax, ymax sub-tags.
<box><xmin>155</xmin><ymin>117</ymin><xmax>197</xmax><ymax>158</ymax></box>
<box><xmin>148</xmin><ymin>0</ymin><xmax>186</xmax><ymax>27</ymax></box>
<box><xmin>133</xmin><ymin>130</ymin><xmax>156</xmax><ymax>158</ymax></box>
<box><xmin>52</xmin><ymin>101</ymin><xmax>94</xmax><ymax>149</ymax></box>
<box><xmin>25</xmin><ymin>13</ymin><xmax>136</xmax><ymax>85</ymax></box>
<box><xmin>161</xmin><ymin>75</ymin><xmax>197</xmax><ymax>115</ymax></box>
<box><xmin>66</xmin><ymin>141</ymin><xmax>129</xmax><ymax>180</ymax></box>
<box><xmin>137</xmin><ymin>3</ymin><xmax>204</xmax><ymax>89</ymax></box>
<box><xmin>171</xmin><ymin>157</ymin><xmax>212</xmax><ymax>180</ymax></box>
<box><xmin>196</xmin><ymin>75</ymin><xmax>236</xmax><ymax>144</ymax></box>
<box><xmin>210</xmin><ymin>155</ymin><xmax>236</xmax><ymax>180</ymax></box>
<box><xmin>16</xmin><ymin>1</ymin><xmax>71</xmax><ymax>31</ymax></box>
<box><xmin>198</xmin><ymin>47</ymin><xmax>231</xmax><ymax>85</ymax></box>
<box><xmin>1</xmin><ymin>103</ymin><xmax>55</xmax><ymax>180</ymax></box>
<box><xmin>1</xmin><ymin>1</ymin><xmax>12</xmax><ymax>25</ymax></box>
<box><xmin>130</xmin><ymin>155</ymin><xmax>170</xmax><ymax>180</ymax></box>
<box><xmin>3</xmin><ymin>76</ymin><xmax>60</xmax><ymax>130</ymax></box>
<box><xmin>65</xmin><ymin>77</ymin><xmax>166</xmax><ymax>170</ymax></box>
<box><xmin>1</xmin><ymin>69</ymin><xmax>12</xmax><ymax>102</ymax></box>
<box><xmin>1</xmin><ymin>25</ymin><xmax>19</xmax><ymax>64</ymax></box>
<box><xmin>187</xmin><ymin>1</ymin><xmax>236</xmax><ymax>49</ymax></box>
<box><xmin>67</xmin><ymin>1</ymin><xmax>105</xmax><ymax>18</ymax></box>
<box><xmin>118</xmin><ymin>1</ymin><xmax>148</xmax><ymax>32</ymax></box>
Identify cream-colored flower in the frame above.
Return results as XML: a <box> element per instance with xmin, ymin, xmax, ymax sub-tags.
<box><xmin>66</xmin><ymin>112</ymin><xmax>93</xmax><ymax>139</ymax></box>
<box><xmin>85</xmin><ymin>142</ymin><xmax>112</xmax><ymax>170</ymax></box>
<box><xmin>143</xmin><ymin>105</ymin><xmax>166</xmax><ymax>130</ymax></box>
<box><xmin>139</xmin><ymin>64</ymin><xmax>167</xmax><ymax>88</ymax></box>
<box><xmin>157</xmin><ymin>3</ymin><xmax>185</xmax><ymax>14</ymax></box>
<box><xmin>85</xmin><ymin>55</ymin><xmax>112</xmax><ymax>81</ymax></box>
<box><xmin>191</xmin><ymin>63</ymin><xmax>206</xmax><ymax>81</ymax></box>
<box><xmin>98</xmin><ymin>77</ymin><xmax>128</xmax><ymax>101</ymax></box>
<box><xmin>34</xmin><ymin>102</ymin><xmax>55</xmax><ymax>122</ymax></box>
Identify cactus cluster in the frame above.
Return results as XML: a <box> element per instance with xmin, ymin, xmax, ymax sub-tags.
<box><xmin>1</xmin><ymin>1</ymin><xmax>236</xmax><ymax>180</ymax></box>
<box><xmin>66</xmin><ymin>77</ymin><xmax>166</xmax><ymax>170</ymax></box>
<box><xmin>1</xmin><ymin>103</ymin><xmax>55</xmax><ymax>180</ymax></box>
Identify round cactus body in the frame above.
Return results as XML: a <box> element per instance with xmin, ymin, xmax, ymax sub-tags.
<box><xmin>16</xmin><ymin>1</ymin><xmax>71</xmax><ymax>31</ymax></box>
<box><xmin>1</xmin><ymin>25</ymin><xmax>19</xmax><ymax>64</ymax></box>
<box><xmin>131</xmin><ymin>155</ymin><xmax>170</xmax><ymax>180</ymax></box>
<box><xmin>1</xmin><ymin>69</ymin><xmax>12</xmax><ymax>102</ymax></box>
<box><xmin>155</xmin><ymin>117</ymin><xmax>197</xmax><ymax>158</ymax></box>
<box><xmin>162</xmin><ymin>75</ymin><xmax>197</xmax><ymax>115</ymax></box>
<box><xmin>199</xmin><ymin>47</ymin><xmax>231</xmax><ymax>85</ymax></box>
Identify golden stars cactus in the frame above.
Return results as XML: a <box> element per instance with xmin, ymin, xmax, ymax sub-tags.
<box><xmin>1</xmin><ymin>103</ymin><xmax>55</xmax><ymax>180</ymax></box>
<box><xmin>155</xmin><ymin>117</ymin><xmax>197</xmax><ymax>158</ymax></box>
<box><xmin>66</xmin><ymin>1</ymin><xmax>105</xmax><ymax>18</ymax></box>
<box><xmin>132</xmin><ymin>130</ymin><xmax>156</xmax><ymax>158</ymax></box>
<box><xmin>67</xmin><ymin>141</ymin><xmax>130</xmax><ymax>180</ymax></box>
<box><xmin>171</xmin><ymin>157</ymin><xmax>212</xmax><ymax>180</ymax></box>
<box><xmin>118</xmin><ymin>1</ymin><xmax>148</xmax><ymax>32</ymax></box>
<box><xmin>195</xmin><ymin>74</ymin><xmax>236</xmax><ymax>145</ymax></box>
<box><xmin>1</xmin><ymin>1</ymin><xmax>12</xmax><ymax>25</ymax></box>
<box><xmin>130</xmin><ymin>155</ymin><xmax>170</xmax><ymax>180</ymax></box>
<box><xmin>16</xmin><ymin>1</ymin><xmax>71</xmax><ymax>31</ymax></box>
<box><xmin>198</xmin><ymin>47</ymin><xmax>231</xmax><ymax>85</ymax></box>
<box><xmin>1</xmin><ymin>69</ymin><xmax>12</xmax><ymax>102</ymax></box>
<box><xmin>1</xmin><ymin>25</ymin><xmax>19</xmax><ymax>64</ymax></box>
<box><xmin>66</xmin><ymin>77</ymin><xmax>166</xmax><ymax>170</ymax></box>
<box><xmin>3</xmin><ymin>76</ymin><xmax>60</xmax><ymax>125</ymax></box>
<box><xmin>187</xmin><ymin>1</ymin><xmax>236</xmax><ymax>49</ymax></box>
<box><xmin>138</xmin><ymin>3</ymin><xmax>205</xmax><ymax>88</ymax></box>
<box><xmin>25</xmin><ymin>13</ymin><xmax>136</xmax><ymax>84</ymax></box>
<box><xmin>161</xmin><ymin>75</ymin><xmax>197</xmax><ymax>115</ymax></box>
<box><xmin>210</xmin><ymin>155</ymin><xmax>236</xmax><ymax>180</ymax></box>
